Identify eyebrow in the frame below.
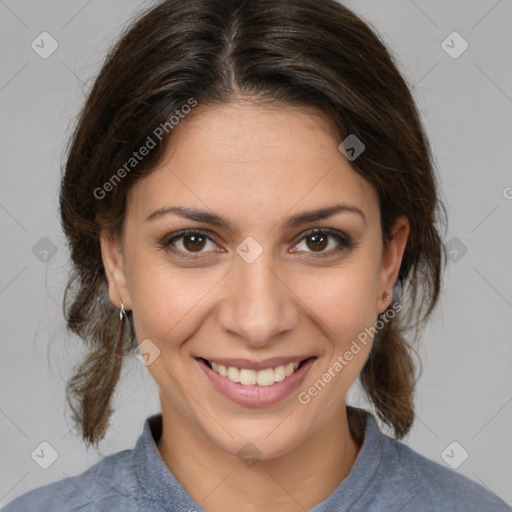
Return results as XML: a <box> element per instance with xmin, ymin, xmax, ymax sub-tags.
<box><xmin>145</xmin><ymin>202</ymin><xmax>366</xmax><ymax>229</ymax></box>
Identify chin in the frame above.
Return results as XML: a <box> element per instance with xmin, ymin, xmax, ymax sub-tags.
<box><xmin>201</xmin><ymin>415</ymin><xmax>310</xmax><ymax>463</ymax></box>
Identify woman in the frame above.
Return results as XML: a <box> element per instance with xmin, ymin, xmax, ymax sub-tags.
<box><xmin>5</xmin><ymin>0</ymin><xmax>509</xmax><ymax>510</ymax></box>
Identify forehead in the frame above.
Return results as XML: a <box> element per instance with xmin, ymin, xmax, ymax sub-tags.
<box><xmin>126</xmin><ymin>101</ymin><xmax>379</xmax><ymax>227</ymax></box>
<box><xmin>162</xmin><ymin>101</ymin><xmax>338</xmax><ymax>174</ymax></box>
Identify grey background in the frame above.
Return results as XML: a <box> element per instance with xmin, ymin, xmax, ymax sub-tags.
<box><xmin>1</xmin><ymin>0</ymin><xmax>511</xmax><ymax>507</ymax></box>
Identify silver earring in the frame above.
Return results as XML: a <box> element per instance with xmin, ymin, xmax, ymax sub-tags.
<box><xmin>119</xmin><ymin>296</ymin><xmax>125</xmax><ymax>321</ymax></box>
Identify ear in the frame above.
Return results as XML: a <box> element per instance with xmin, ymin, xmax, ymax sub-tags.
<box><xmin>376</xmin><ymin>215</ymin><xmax>409</xmax><ymax>315</ymax></box>
<box><xmin>100</xmin><ymin>230</ymin><xmax>132</xmax><ymax>311</ymax></box>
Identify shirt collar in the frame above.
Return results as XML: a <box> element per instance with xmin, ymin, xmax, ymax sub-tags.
<box><xmin>131</xmin><ymin>413</ymin><xmax>207</xmax><ymax>511</ymax></box>
<box><xmin>131</xmin><ymin>409</ymin><xmax>384</xmax><ymax>511</ymax></box>
<box><xmin>311</xmin><ymin>408</ymin><xmax>386</xmax><ymax>511</ymax></box>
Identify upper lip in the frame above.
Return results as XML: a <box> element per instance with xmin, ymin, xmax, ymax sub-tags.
<box><xmin>198</xmin><ymin>355</ymin><xmax>316</xmax><ymax>371</ymax></box>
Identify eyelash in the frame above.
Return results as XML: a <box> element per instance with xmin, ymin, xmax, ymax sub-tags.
<box><xmin>158</xmin><ymin>228</ymin><xmax>353</xmax><ymax>259</ymax></box>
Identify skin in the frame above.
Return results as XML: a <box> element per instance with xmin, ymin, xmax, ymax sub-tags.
<box><xmin>101</xmin><ymin>98</ymin><xmax>409</xmax><ymax>511</ymax></box>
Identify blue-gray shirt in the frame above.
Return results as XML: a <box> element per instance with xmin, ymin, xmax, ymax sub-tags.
<box><xmin>4</xmin><ymin>410</ymin><xmax>509</xmax><ymax>511</ymax></box>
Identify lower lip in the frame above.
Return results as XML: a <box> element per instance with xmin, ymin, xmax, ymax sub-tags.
<box><xmin>196</xmin><ymin>357</ymin><xmax>316</xmax><ymax>406</ymax></box>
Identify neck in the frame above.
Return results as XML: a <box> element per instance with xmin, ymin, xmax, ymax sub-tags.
<box><xmin>156</xmin><ymin>401</ymin><xmax>362</xmax><ymax>512</ymax></box>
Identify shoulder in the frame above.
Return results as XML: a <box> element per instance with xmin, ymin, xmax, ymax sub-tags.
<box><xmin>3</xmin><ymin>449</ymin><xmax>139</xmax><ymax>512</ymax></box>
<box><xmin>379</xmin><ymin>434</ymin><xmax>510</xmax><ymax>511</ymax></box>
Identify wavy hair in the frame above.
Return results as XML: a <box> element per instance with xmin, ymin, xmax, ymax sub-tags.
<box><xmin>60</xmin><ymin>0</ymin><xmax>447</xmax><ymax>447</ymax></box>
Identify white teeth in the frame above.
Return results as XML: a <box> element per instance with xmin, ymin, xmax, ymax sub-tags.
<box><xmin>207</xmin><ymin>359</ymin><xmax>304</xmax><ymax>386</ymax></box>
<box><xmin>256</xmin><ymin>368</ymin><xmax>275</xmax><ymax>387</ymax></box>
<box><xmin>239</xmin><ymin>369</ymin><xmax>257</xmax><ymax>385</ymax></box>
<box><xmin>274</xmin><ymin>365</ymin><xmax>286</xmax><ymax>382</ymax></box>
<box><xmin>227</xmin><ymin>366</ymin><xmax>240</xmax><ymax>383</ymax></box>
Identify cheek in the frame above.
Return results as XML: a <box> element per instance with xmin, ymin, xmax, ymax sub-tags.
<box><xmin>125</xmin><ymin>249</ymin><xmax>227</xmax><ymax>347</ymax></box>
<box><xmin>294</xmin><ymin>260</ymin><xmax>380</xmax><ymax>337</ymax></box>
<box><xmin>290</xmin><ymin>258</ymin><xmax>380</xmax><ymax>389</ymax></box>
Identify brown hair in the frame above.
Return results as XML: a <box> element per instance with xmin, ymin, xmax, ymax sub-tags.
<box><xmin>60</xmin><ymin>0</ymin><xmax>447</xmax><ymax>448</ymax></box>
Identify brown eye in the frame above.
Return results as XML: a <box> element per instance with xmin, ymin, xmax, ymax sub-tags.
<box><xmin>161</xmin><ymin>229</ymin><xmax>219</xmax><ymax>257</ymax></box>
<box><xmin>293</xmin><ymin>228</ymin><xmax>352</xmax><ymax>256</ymax></box>
<box><xmin>182</xmin><ymin>234</ymin><xmax>207</xmax><ymax>252</ymax></box>
<box><xmin>305</xmin><ymin>233</ymin><xmax>329</xmax><ymax>252</ymax></box>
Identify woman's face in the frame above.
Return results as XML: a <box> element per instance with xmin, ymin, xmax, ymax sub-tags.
<box><xmin>101</xmin><ymin>100</ymin><xmax>408</xmax><ymax>459</ymax></box>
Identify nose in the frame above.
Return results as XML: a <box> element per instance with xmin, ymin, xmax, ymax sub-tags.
<box><xmin>216</xmin><ymin>251</ymin><xmax>299</xmax><ymax>347</ymax></box>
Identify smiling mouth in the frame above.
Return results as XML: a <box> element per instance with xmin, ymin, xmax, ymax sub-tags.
<box><xmin>199</xmin><ymin>357</ymin><xmax>314</xmax><ymax>387</ymax></box>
